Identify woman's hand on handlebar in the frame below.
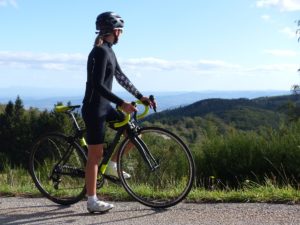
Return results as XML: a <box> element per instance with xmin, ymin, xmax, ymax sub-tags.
<box><xmin>140</xmin><ymin>96</ymin><xmax>157</xmax><ymax>112</ymax></box>
<box><xmin>120</xmin><ymin>101</ymin><xmax>137</xmax><ymax>114</ymax></box>
<box><xmin>120</xmin><ymin>95</ymin><xmax>157</xmax><ymax>115</ymax></box>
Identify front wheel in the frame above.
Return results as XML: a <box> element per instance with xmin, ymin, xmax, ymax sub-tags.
<box><xmin>29</xmin><ymin>133</ymin><xmax>87</xmax><ymax>205</ymax></box>
<box><xmin>117</xmin><ymin>127</ymin><xmax>195</xmax><ymax>208</ymax></box>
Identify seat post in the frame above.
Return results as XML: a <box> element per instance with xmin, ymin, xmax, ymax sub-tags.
<box><xmin>67</xmin><ymin>111</ymin><xmax>81</xmax><ymax>133</ymax></box>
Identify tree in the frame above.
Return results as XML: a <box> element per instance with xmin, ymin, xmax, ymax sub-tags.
<box><xmin>291</xmin><ymin>84</ymin><xmax>300</xmax><ymax>100</ymax></box>
<box><xmin>0</xmin><ymin>101</ymin><xmax>15</xmax><ymax>166</ymax></box>
<box><xmin>297</xmin><ymin>20</ymin><xmax>300</xmax><ymax>43</ymax></box>
<box><xmin>292</xmin><ymin>20</ymin><xmax>300</xmax><ymax>93</ymax></box>
<box><xmin>14</xmin><ymin>95</ymin><xmax>24</xmax><ymax>120</ymax></box>
<box><xmin>4</xmin><ymin>101</ymin><xmax>14</xmax><ymax>117</ymax></box>
<box><xmin>0</xmin><ymin>97</ymin><xmax>78</xmax><ymax>169</ymax></box>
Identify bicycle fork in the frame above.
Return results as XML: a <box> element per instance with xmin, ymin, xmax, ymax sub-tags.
<box><xmin>131</xmin><ymin>136</ymin><xmax>160</xmax><ymax>172</ymax></box>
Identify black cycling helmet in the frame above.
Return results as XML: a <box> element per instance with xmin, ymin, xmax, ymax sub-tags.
<box><xmin>96</xmin><ymin>12</ymin><xmax>124</xmax><ymax>35</ymax></box>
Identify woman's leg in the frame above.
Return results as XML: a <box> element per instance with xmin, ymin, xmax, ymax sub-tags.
<box><xmin>85</xmin><ymin>144</ymin><xmax>103</xmax><ymax>196</ymax></box>
<box><xmin>85</xmin><ymin>143</ymin><xmax>114</xmax><ymax>213</ymax></box>
<box><xmin>82</xmin><ymin>104</ymin><xmax>114</xmax><ymax>212</ymax></box>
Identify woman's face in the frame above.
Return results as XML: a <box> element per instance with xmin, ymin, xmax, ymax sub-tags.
<box><xmin>113</xmin><ymin>28</ymin><xmax>123</xmax><ymax>44</ymax></box>
<box><xmin>115</xmin><ymin>29</ymin><xmax>123</xmax><ymax>37</ymax></box>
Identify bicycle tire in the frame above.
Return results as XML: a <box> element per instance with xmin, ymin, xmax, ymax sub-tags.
<box><xmin>29</xmin><ymin>132</ymin><xmax>87</xmax><ymax>205</ymax></box>
<box><xmin>117</xmin><ymin>127</ymin><xmax>195</xmax><ymax>208</ymax></box>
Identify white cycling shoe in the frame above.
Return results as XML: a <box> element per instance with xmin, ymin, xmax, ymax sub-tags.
<box><xmin>87</xmin><ymin>200</ymin><xmax>114</xmax><ymax>213</ymax></box>
<box><xmin>105</xmin><ymin>162</ymin><xmax>131</xmax><ymax>179</ymax></box>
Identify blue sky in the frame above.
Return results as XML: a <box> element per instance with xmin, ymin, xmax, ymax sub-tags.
<box><xmin>0</xmin><ymin>0</ymin><xmax>300</xmax><ymax>98</ymax></box>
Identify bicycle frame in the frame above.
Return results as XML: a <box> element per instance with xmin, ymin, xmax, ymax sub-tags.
<box><xmin>58</xmin><ymin>103</ymin><xmax>159</xmax><ymax>180</ymax></box>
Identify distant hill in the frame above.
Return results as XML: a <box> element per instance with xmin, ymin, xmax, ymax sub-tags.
<box><xmin>1</xmin><ymin>93</ymin><xmax>297</xmax><ymax>131</ymax></box>
<box><xmin>0</xmin><ymin>90</ymin><xmax>290</xmax><ymax>111</ymax></box>
<box><xmin>146</xmin><ymin>94</ymin><xmax>298</xmax><ymax>130</ymax></box>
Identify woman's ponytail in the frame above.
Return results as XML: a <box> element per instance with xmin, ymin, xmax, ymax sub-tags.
<box><xmin>94</xmin><ymin>35</ymin><xmax>103</xmax><ymax>47</ymax></box>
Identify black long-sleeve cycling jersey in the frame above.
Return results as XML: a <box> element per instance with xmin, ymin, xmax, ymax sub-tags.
<box><xmin>82</xmin><ymin>41</ymin><xmax>143</xmax><ymax>109</ymax></box>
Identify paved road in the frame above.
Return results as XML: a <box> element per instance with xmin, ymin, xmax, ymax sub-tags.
<box><xmin>1</xmin><ymin>197</ymin><xmax>300</xmax><ymax>225</ymax></box>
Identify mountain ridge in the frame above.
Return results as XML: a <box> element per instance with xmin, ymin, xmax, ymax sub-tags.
<box><xmin>146</xmin><ymin>94</ymin><xmax>297</xmax><ymax>130</ymax></box>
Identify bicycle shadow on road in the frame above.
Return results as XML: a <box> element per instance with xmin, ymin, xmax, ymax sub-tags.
<box><xmin>0</xmin><ymin>203</ymin><xmax>168</xmax><ymax>225</ymax></box>
<box><xmin>0</xmin><ymin>204</ymin><xmax>75</xmax><ymax>225</ymax></box>
<box><xmin>86</xmin><ymin>207</ymin><xmax>167</xmax><ymax>225</ymax></box>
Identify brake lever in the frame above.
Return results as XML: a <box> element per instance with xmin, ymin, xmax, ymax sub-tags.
<box><xmin>149</xmin><ymin>95</ymin><xmax>157</xmax><ymax>112</ymax></box>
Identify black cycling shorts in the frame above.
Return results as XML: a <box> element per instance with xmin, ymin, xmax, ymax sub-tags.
<box><xmin>81</xmin><ymin>103</ymin><xmax>124</xmax><ymax>145</ymax></box>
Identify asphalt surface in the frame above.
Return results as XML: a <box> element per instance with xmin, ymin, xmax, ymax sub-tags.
<box><xmin>1</xmin><ymin>197</ymin><xmax>300</xmax><ymax>225</ymax></box>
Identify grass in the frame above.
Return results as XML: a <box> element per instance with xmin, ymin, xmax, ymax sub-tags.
<box><xmin>187</xmin><ymin>185</ymin><xmax>300</xmax><ymax>204</ymax></box>
<box><xmin>1</xmin><ymin>168</ymin><xmax>300</xmax><ymax>204</ymax></box>
<box><xmin>99</xmin><ymin>184</ymin><xmax>300</xmax><ymax>204</ymax></box>
<box><xmin>0</xmin><ymin>169</ymin><xmax>40</xmax><ymax>197</ymax></box>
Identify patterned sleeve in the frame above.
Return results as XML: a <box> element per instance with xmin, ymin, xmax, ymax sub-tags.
<box><xmin>115</xmin><ymin>62</ymin><xmax>143</xmax><ymax>100</ymax></box>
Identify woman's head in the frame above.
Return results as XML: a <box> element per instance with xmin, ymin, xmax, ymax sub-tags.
<box><xmin>94</xmin><ymin>12</ymin><xmax>124</xmax><ymax>46</ymax></box>
<box><xmin>96</xmin><ymin>12</ymin><xmax>124</xmax><ymax>36</ymax></box>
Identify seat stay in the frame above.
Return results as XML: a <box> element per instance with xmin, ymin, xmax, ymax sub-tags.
<box><xmin>55</xmin><ymin>140</ymin><xmax>76</xmax><ymax>166</ymax></box>
<box><xmin>51</xmin><ymin>141</ymin><xmax>77</xmax><ymax>181</ymax></box>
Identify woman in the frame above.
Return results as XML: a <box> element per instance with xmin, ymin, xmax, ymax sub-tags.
<box><xmin>82</xmin><ymin>12</ymin><xmax>153</xmax><ymax>213</ymax></box>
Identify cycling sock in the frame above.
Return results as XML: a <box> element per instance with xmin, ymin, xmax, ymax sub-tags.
<box><xmin>108</xmin><ymin>161</ymin><xmax>117</xmax><ymax>169</ymax></box>
<box><xmin>87</xmin><ymin>195</ymin><xmax>98</xmax><ymax>203</ymax></box>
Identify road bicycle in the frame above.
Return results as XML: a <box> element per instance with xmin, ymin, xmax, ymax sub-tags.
<box><xmin>29</xmin><ymin>98</ymin><xmax>195</xmax><ymax>208</ymax></box>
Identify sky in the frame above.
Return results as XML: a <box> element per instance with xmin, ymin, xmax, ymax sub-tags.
<box><xmin>0</xmin><ymin>0</ymin><xmax>300</xmax><ymax>98</ymax></box>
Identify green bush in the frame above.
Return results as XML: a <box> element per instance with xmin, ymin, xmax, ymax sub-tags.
<box><xmin>192</xmin><ymin>121</ymin><xmax>300</xmax><ymax>188</ymax></box>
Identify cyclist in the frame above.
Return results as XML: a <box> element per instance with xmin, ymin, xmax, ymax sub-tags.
<box><xmin>81</xmin><ymin>12</ymin><xmax>153</xmax><ymax>213</ymax></box>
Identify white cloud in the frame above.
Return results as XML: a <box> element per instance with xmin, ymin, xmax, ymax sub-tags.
<box><xmin>261</xmin><ymin>14</ymin><xmax>271</xmax><ymax>21</ymax></box>
<box><xmin>280</xmin><ymin>27</ymin><xmax>297</xmax><ymax>38</ymax></box>
<box><xmin>0</xmin><ymin>51</ymin><xmax>86</xmax><ymax>71</ymax></box>
<box><xmin>0</xmin><ymin>52</ymin><xmax>243</xmax><ymax>75</ymax></box>
<box><xmin>122</xmin><ymin>57</ymin><xmax>241</xmax><ymax>73</ymax></box>
<box><xmin>0</xmin><ymin>0</ymin><xmax>18</xmax><ymax>8</ymax></box>
<box><xmin>246</xmin><ymin>63</ymin><xmax>298</xmax><ymax>73</ymax></box>
<box><xmin>263</xmin><ymin>49</ymin><xmax>298</xmax><ymax>56</ymax></box>
<box><xmin>122</xmin><ymin>57</ymin><xmax>298</xmax><ymax>77</ymax></box>
<box><xmin>256</xmin><ymin>0</ymin><xmax>300</xmax><ymax>11</ymax></box>
<box><xmin>0</xmin><ymin>51</ymin><xmax>298</xmax><ymax>78</ymax></box>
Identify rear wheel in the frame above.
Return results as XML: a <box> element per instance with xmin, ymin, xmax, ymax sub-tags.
<box><xmin>118</xmin><ymin>127</ymin><xmax>195</xmax><ymax>208</ymax></box>
<box><xmin>29</xmin><ymin>133</ymin><xmax>87</xmax><ymax>205</ymax></box>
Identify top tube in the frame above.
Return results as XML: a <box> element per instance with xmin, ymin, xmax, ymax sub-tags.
<box><xmin>54</xmin><ymin>102</ymin><xmax>149</xmax><ymax>128</ymax></box>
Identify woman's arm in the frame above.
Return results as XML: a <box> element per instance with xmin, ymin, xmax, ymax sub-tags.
<box><xmin>115</xmin><ymin>61</ymin><xmax>143</xmax><ymax>100</ymax></box>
